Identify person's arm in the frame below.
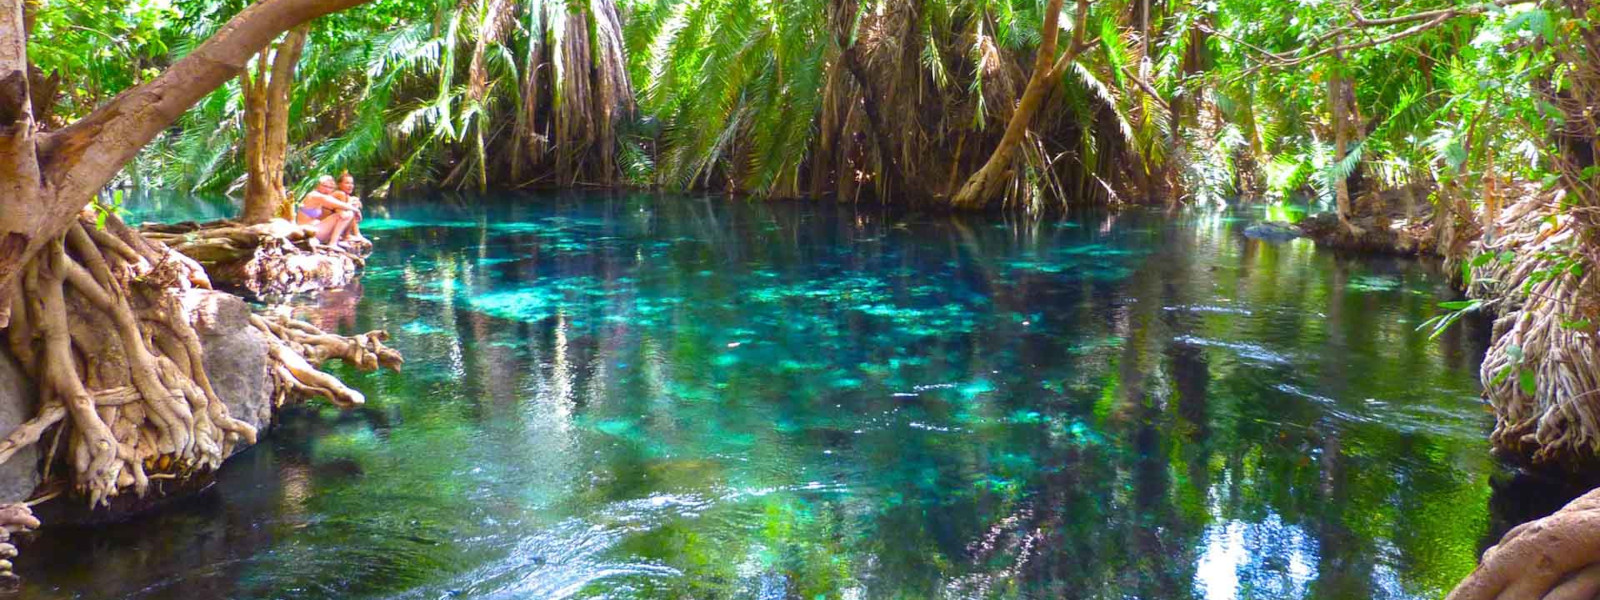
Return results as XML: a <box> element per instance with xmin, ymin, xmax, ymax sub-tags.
<box><xmin>318</xmin><ymin>193</ymin><xmax>360</xmax><ymax>212</ymax></box>
<box><xmin>336</xmin><ymin>190</ymin><xmax>363</xmax><ymax>208</ymax></box>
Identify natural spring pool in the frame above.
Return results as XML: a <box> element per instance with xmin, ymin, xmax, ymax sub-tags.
<box><xmin>17</xmin><ymin>192</ymin><xmax>1519</xmax><ymax>599</ymax></box>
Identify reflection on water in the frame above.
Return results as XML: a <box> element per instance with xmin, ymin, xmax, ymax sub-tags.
<box><xmin>117</xmin><ymin>189</ymin><xmax>240</xmax><ymax>224</ymax></box>
<box><xmin>19</xmin><ymin>192</ymin><xmax>1501</xmax><ymax>599</ymax></box>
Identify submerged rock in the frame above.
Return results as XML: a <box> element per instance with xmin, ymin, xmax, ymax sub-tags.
<box><xmin>1243</xmin><ymin>221</ymin><xmax>1303</xmax><ymax>241</ymax></box>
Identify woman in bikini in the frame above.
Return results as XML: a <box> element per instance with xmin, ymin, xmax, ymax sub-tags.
<box><xmin>334</xmin><ymin>171</ymin><xmax>365</xmax><ymax>242</ymax></box>
<box><xmin>296</xmin><ymin>175</ymin><xmax>360</xmax><ymax>245</ymax></box>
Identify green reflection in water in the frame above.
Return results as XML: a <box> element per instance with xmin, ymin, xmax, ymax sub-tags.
<box><xmin>19</xmin><ymin>193</ymin><xmax>1498</xmax><ymax>600</ymax></box>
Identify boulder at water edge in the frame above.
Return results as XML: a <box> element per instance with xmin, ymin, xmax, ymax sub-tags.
<box><xmin>0</xmin><ymin>289</ymin><xmax>277</xmax><ymax>507</ymax></box>
<box><xmin>186</xmin><ymin>289</ymin><xmax>276</xmax><ymax>437</ymax></box>
<box><xmin>0</xmin><ymin>351</ymin><xmax>40</xmax><ymax>504</ymax></box>
<box><xmin>1243</xmin><ymin>221</ymin><xmax>1304</xmax><ymax>242</ymax></box>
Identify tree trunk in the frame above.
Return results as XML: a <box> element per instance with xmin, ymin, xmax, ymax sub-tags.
<box><xmin>0</xmin><ymin>0</ymin><xmax>46</xmax><ymax>330</ymax></box>
<box><xmin>950</xmin><ymin>0</ymin><xmax>1091</xmax><ymax>210</ymax></box>
<box><xmin>512</xmin><ymin>0</ymin><xmax>632</xmax><ymax>187</ymax></box>
<box><xmin>0</xmin><ymin>0</ymin><xmax>372</xmax><ymax>329</ymax></box>
<box><xmin>831</xmin><ymin>0</ymin><xmax>908</xmax><ymax>198</ymax></box>
<box><xmin>242</xmin><ymin>26</ymin><xmax>309</xmax><ymax>224</ymax></box>
<box><xmin>1327</xmin><ymin>53</ymin><xmax>1361</xmax><ymax>235</ymax></box>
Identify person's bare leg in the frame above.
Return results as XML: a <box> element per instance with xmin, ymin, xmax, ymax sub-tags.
<box><xmin>329</xmin><ymin>212</ymin><xmax>355</xmax><ymax>246</ymax></box>
<box><xmin>348</xmin><ymin>210</ymin><xmax>363</xmax><ymax>240</ymax></box>
<box><xmin>315</xmin><ymin>216</ymin><xmax>342</xmax><ymax>244</ymax></box>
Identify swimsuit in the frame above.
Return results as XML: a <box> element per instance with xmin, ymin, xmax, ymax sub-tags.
<box><xmin>300</xmin><ymin>206</ymin><xmax>324</xmax><ymax>219</ymax></box>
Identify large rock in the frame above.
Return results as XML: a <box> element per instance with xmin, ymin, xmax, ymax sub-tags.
<box><xmin>21</xmin><ymin>291</ymin><xmax>278</xmax><ymax>524</ymax></box>
<box><xmin>1243</xmin><ymin>221</ymin><xmax>1303</xmax><ymax>241</ymax></box>
<box><xmin>185</xmin><ymin>290</ymin><xmax>276</xmax><ymax>440</ymax></box>
<box><xmin>0</xmin><ymin>350</ymin><xmax>40</xmax><ymax>503</ymax></box>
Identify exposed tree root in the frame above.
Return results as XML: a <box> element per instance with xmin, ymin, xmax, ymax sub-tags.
<box><xmin>0</xmin><ymin>504</ymin><xmax>37</xmax><ymax>579</ymax></box>
<box><xmin>0</xmin><ymin>213</ymin><xmax>400</xmax><ymax>578</ymax></box>
<box><xmin>140</xmin><ymin>219</ymin><xmax>370</xmax><ymax>298</ymax></box>
<box><xmin>4</xmin><ymin>215</ymin><xmax>257</xmax><ymax>508</ymax></box>
<box><xmin>251</xmin><ymin>312</ymin><xmax>401</xmax><ymax>409</ymax></box>
<box><xmin>1466</xmin><ymin>191</ymin><xmax>1600</xmax><ymax>467</ymax></box>
<box><xmin>1449</xmin><ymin>487</ymin><xmax>1600</xmax><ymax>599</ymax></box>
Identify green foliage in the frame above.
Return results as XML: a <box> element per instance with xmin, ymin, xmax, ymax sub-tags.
<box><xmin>28</xmin><ymin>0</ymin><xmax>185</xmax><ymax>122</ymax></box>
<box><xmin>1418</xmin><ymin>298</ymin><xmax>1482</xmax><ymax>341</ymax></box>
<box><xmin>30</xmin><ymin>0</ymin><xmax>1596</xmax><ymax>216</ymax></box>
<box><xmin>90</xmin><ymin>189</ymin><xmax>127</xmax><ymax>231</ymax></box>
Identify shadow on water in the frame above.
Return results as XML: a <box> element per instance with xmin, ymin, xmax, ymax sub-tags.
<box><xmin>13</xmin><ymin>191</ymin><xmax>1535</xmax><ymax>599</ymax></box>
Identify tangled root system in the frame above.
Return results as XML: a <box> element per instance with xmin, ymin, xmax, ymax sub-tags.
<box><xmin>141</xmin><ymin>219</ymin><xmax>369</xmax><ymax>298</ymax></box>
<box><xmin>0</xmin><ymin>213</ymin><xmax>401</xmax><ymax>578</ymax></box>
<box><xmin>3</xmin><ymin>216</ymin><xmax>258</xmax><ymax>508</ymax></box>
<box><xmin>1467</xmin><ymin>191</ymin><xmax>1600</xmax><ymax>466</ymax></box>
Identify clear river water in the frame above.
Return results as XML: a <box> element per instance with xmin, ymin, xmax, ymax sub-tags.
<box><xmin>12</xmin><ymin>191</ymin><xmax>1536</xmax><ymax>599</ymax></box>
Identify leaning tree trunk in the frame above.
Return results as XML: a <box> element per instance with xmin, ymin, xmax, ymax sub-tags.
<box><xmin>949</xmin><ymin>0</ymin><xmax>1091</xmax><ymax>210</ymax></box>
<box><xmin>241</xmin><ymin>25</ymin><xmax>309</xmax><ymax>225</ymax></box>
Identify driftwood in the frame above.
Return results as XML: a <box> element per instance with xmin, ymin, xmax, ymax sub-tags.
<box><xmin>140</xmin><ymin>219</ymin><xmax>371</xmax><ymax>298</ymax></box>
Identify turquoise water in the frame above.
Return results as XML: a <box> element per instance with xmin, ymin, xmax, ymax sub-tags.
<box><xmin>22</xmin><ymin>193</ymin><xmax>1503</xmax><ymax>598</ymax></box>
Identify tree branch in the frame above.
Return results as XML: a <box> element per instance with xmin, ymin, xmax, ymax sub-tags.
<box><xmin>1350</xmin><ymin>0</ymin><xmax>1518</xmax><ymax>28</ymax></box>
<box><xmin>1047</xmin><ymin>0</ymin><xmax>1095</xmax><ymax>79</ymax></box>
<box><xmin>1205</xmin><ymin>0</ymin><xmax>1518</xmax><ymax>78</ymax></box>
<box><xmin>36</xmin><ymin>0</ymin><xmax>367</xmax><ymax>205</ymax></box>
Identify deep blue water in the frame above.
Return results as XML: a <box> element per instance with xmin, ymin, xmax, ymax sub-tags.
<box><xmin>19</xmin><ymin>192</ymin><xmax>1506</xmax><ymax>599</ymax></box>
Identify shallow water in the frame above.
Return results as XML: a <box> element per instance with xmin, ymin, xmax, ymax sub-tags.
<box><xmin>22</xmin><ymin>192</ymin><xmax>1503</xmax><ymax>599</ymax></box>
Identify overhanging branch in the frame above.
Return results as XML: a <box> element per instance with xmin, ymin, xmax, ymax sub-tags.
<box><xmin>35</xmin><ymin>0</ymin><xmax>368</xmax><ymax>204</ymax></box>
<box><xmin>1202</xmin><ymin>0</ymin><xmax>1522</xmax><ymax>77</ymax></box>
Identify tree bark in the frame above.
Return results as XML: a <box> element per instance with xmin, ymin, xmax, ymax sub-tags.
<box><xmin>1327</xmin><ymin>50</ymin><xmax>1361</xmax><ymax>235</ymax></box>
<box><xmin>0</xmin><ymin>0</ymin><xmax>45</xmax><ymax>330</ymax></box>
<box><xmin>242</xmin><ymin>26</ymin><xmax>309</xmax><ymax>224</ymax></box>
<box><xmin>0</xmin><ymin>0</ymin><xmax>370</xmax><ymax>328</ymax></box>
<box><xmin>831</xmin><ymin>0</ymin><xmax>908</xmax><ymax>198</ymax></box>
<box><xmin>950</xmin><ymin>0</ymin><xmax>1092</xmax><ymax>210</ymax></box>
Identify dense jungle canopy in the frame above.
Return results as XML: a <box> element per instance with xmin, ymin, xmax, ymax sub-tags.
<box><xmin>22</xmin><ymin>0</ymin><xmax>1593</xmax><ymax>215</ymax></box>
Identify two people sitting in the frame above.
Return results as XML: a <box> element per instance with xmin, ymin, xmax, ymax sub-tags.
<box><xmin>297</xmin><ymin>173</ymin><xmax>366</xmax><ymax>246</ymax></box>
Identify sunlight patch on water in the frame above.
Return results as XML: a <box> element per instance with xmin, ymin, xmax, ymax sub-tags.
<box><xmin>1194</xmin><ymin>515</ymin><xmax>1317</xmax><ymax>600</ymax></box>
